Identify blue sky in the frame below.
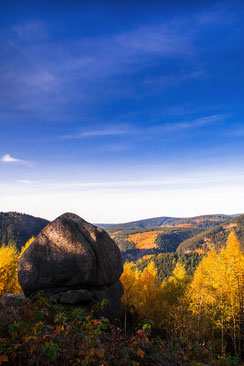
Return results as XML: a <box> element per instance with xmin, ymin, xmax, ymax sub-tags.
<box><xmin>0</xmin><ymin>0</ymin><xmax>244</xmax><ymax>222</ymax></box>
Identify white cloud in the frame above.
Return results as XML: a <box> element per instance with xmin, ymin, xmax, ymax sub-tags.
<box><xmin>1</xmin><ymin>154</ymin><xmax>20</xmax><ymax>163</ymax></box>
<box><xmin>0</xmin><ymin>154</ymin><xmax>33</xmax><ymax>167</ymax></box>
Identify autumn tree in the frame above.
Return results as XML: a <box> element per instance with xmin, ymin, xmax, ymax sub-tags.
<box><xmin>121</xmin><ymin>261</ymin><xmax>163</xmax><ymax>327</ymax></box>
<box><xmin>0</xmin><ymin>237</ymin><xmax>35</xmax><ymax>298</ymax></box>
<box><xmin>19</xmin><ymin>236</ymin><xmax>35</xmax><ymax>256</ymax></box>
<box><xmin>188</xmin><ymin>231</ymin><xmax>244</xmax><ymax>357</ymax></box>
<box><xmin>121</xmin><ymin>260</ymin><xmax>190</xmax><ymax>332</ymax></box>
<box><xmin>0</xmin><ymin>244</ymin><xmax>22</xmax><ymax>297</ymax></box>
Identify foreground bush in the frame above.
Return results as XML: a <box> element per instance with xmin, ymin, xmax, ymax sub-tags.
<box><xmin>0</xmin><ymin>293</ymin><xmax>157</xmax><ymax>366</ymax></box>
<box><xmin>2</xmin><ymin>293</ymin><xmax>241</xmax><ymax>366</ymax></box>
<box><xmin>1</xmin><ymin>293</ymin><xmax>242</xmax><ymax>365</ymax></box>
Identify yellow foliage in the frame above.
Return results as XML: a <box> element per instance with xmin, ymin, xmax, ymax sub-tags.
<box><xmin>188</xmin><ymin>231</ymin><xmax>244</xmax><ymax>354</ymax></box>
<box><xmin>0</xmin><ymin>237</ymin><xmax>35</xmax><ymax>298</ymax></box>
<box><xmin>121</xmin><ymin>261</ymin><xmax>189</xmax><ymax>328</ymax></box>
<box><xmin>0</xmin><ymin>245</ymin><xmax>22</xmax><ymax>297</ymax></box>
<box><xmin>121</xmin><ymin>232</ymin><xmax>243</xmax><ymax>355</ymax></box>
<box><xmin>121</xmin><ymin>261</ymin><xmax>163</xmax><ymax>323</ymax></box>
<box><xmin>20</xmin><ymin>236</ymin><xmax>35</xmax><ymax>256</ymax></box>
<box><xmin>195</xmin><ymin>248</ymin><xmax>205</xmax><ymax>255</ymax></box>
<box><xmin>120</xmin><ymin>262</ymin><xmax>138</xmax><ymax>312</ymax></box>
<box><xmin>189</xmin><ymin>232</ymin><xmax>244</xmax><ymax>320</ymax></box>
<box><xmin>126</xmin><ymin>231</ymin><xmax>163</xmax><ymax>249</ymax></box>
<box><xmin>139</xmin><ymin>254</ymin><xmax>155</xmax><ymax>262</ymax></box>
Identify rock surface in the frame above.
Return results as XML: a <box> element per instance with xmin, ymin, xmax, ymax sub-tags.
<box><xmin>1</xmin><ymin>293</ymin><xmax>26</xmax><ymax>307</ymax></box>
<box><xmin>54</xmin><ymin>289</ymin><xmax>93</xmax><ymax>304</ymax></box>
<box><xmin>17</xmin><ymin>213</ymin><xmax>123</xmax><ymax>319</ymax></box>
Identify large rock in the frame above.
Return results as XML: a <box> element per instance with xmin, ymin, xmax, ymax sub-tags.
<box><xmin>17</xmin><ymin>213</ymin><xmax>123</xmax><ymax>318</ymax></box>
<box><xmin>1</xmin><ymin>293</ymin><xmax>26</xmax><ymax>307</ymax></box>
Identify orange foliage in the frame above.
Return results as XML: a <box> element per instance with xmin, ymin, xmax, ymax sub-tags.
<box><xmin>162</xmin><ymin>224</ymin><xmax>194</xmax><ymax>228</ymax></box>
<box><xmin>194</xmin><ymin>218</ymin><xmax>220</xmax><ymax>223</ymax></box>
<box><xmin>162</xmin><ymin>218</ymin><xmax>223</xmax><ymax>228</ymax></box>
<box><xmin>223</xmin><ymin>223</ymin><xmax>238</xmax><ymax>230</ymax></box>
<box><xmin>110</xmin><ymin>231</ymin><xmax>122</xmax><ymax>238</ymax></box>
<box><xmin>195</xmin><ymin>248</ymin><xmax>205</xmax><ymax>255</ymax></box>
<box><xmin>126</xmin><ymin>231</ymin><xmax>163</xmax><ymax>249</ymax></box>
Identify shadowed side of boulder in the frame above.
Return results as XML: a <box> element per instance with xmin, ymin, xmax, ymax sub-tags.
<box><xmin>1</xmin><ymin>293</ymin><xmax>26</xmax><ymax>307</ymax></box>
<box><xmin>17</xmin><ymin>213</ymin><xmax>123</xmax><ymax>319</ymax></box>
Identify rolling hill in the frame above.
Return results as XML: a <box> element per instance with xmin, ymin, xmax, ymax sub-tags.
<box><xmin>0</xmin><ymin>212</ymin><xmax>49</xmax><ymax>250</ymax></box>
<box><xmin>1</xmin><ymin>211</ymin><xmax>240</xmax><ymax>258</ymax></box>
<box><xmin>177</xmin><ymin>213</ymin><xmax>244</xmax><ymax>253</ymax></box>
<box><xmin>100</xmin><ymin>216</ymin><xmax>182</xmax><ymax>230</ymax></box>
<box><xmin>108</xmin><ymin>226</ymin><xmax>204</xmax><ymax>262</ymax></box>
<box><xmin>161</xmin><ymin>214</ymin><xmax>232</xmax><ymax>229</ymax></box>
<box><xmin>101</xmin><ymin>214</ymin><xmax>236</xmax><ymax>262</ymax></box>
<box><xmin>100</xmin><ymin>214</ymin><xmax>233</xmax><ymax>230</ymax></box>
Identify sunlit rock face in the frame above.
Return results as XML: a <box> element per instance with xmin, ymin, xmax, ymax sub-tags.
<box><xmin>18</xmin><ymin>213</ymin><xmax>123</xmax><ymax>319</ymax></box>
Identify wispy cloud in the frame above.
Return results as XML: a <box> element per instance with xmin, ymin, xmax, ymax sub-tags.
<box><xmin>62</xmin><ymin>114</ymin><xmax>225</xmax><ymax>141</ymax></box>
<box><xmin>18</xmin><ymin>180</ymin><xmax>38</xmax><ymax>184</ymax></box>
<box><xmin>0</xmin><ymin>8</ymin><xmax>229</xmax><ymax>118</ymax></box>
<box><xmin>162</xmin><ymin>114</ymin><xmax>226</xmax><ymax>131</ymax></box>
<box><xmin>0</xmin><ymin>154</ymin><xmax>33</xmax><ymax>167</ymax></box>
<box><xmin>50</xmin><ymin>173</ymin><xmax>244</xmax><ymax>191</ymax></box>
<box><xmin>61</xmin><ymin>124</ymin><xmax>135</xmax><ymax>139</ymax></box>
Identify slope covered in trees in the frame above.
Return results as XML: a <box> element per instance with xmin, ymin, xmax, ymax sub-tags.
<box><xmin>177</xmin><ymin>213</ymin><xmax>244</xmax><ymax>253</ymax></box>
<box><xmin>133</xmin><ymin>252</ymin><xmax>203</xmax><ymax>279</ymax></box>
<box><xmin>0</xmin><ymin>212</ymin><xmax>48</xmax><ymax>250</ymax></box>
<box><xmin>162</xmin><ymin>214</ymin><xmax>232</xmax><ymax>229</ymax></box>
<box><xmin>110</xmin><ymin>226</ymin><xmax>204</xmax><ymax>262</ymax></box>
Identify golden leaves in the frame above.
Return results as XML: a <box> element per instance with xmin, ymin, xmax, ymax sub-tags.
<box><xmin>126</xmin><ymin>231</ymin><xmax>163</xmax><ymax>249</ymax></box>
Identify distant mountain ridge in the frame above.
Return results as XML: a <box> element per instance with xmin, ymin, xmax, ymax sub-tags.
<box><xmin>161</xmin><ymin>214</ymin><xmax>232</xmax><ymax>229</ymax></box>
<box><xmin>100</xmin><ymin>216</ymin><xmax>183</xmax><ymax>230</ymax></box>
<box><xmin>1</xmin><ymin>211</ymin><xmax>241</xmax><ymax>257</ymax></box>
<box><xmin>0</xmin><ymin>212</ymin><xmax>49</xmax><ymax>250</ymax></box>
<box><xmin>99</xmin><ymin>214</ymin><xmax>233</xmax><ymax>230</ymax></box>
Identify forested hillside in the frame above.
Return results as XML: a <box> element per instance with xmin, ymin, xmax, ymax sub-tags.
<box><xmin>109</xmin><ymin>226</ymin><xmax>203</xmax><ymax>262</ymax></box>
<box><xmin>161</xmin><ymin>214</ymin><xmax>232</xmax><ymax>229</ymax></box>
<box><xmin>177</xmin><ymin>213</ymin><xmax>244</xmax><ymax>252</ymax></box>
<box><xmin>0</xmin><ymin>212</ymin><xmax>49</xmax><ymax>249</ymax></box>
<box><xmin>110</xmin><ymin>227</ymin><xmax>204</xmax><ymax>251</ymax></box>
<box><xmin>131</xmin><ymin>252</ymin><xmax>203</xmax><ymax>279</ymax></box>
